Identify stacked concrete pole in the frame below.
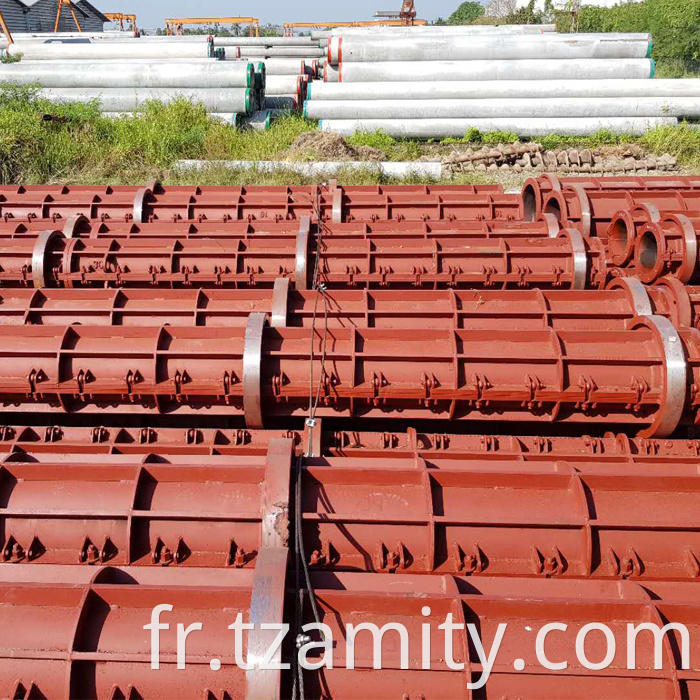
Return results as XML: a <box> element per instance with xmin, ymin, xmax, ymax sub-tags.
<box><xmin>305</xmin><ymin>27</ymin><xmax>697</xmax><ymax>137</ymax></box>
<box><xmin>215</xmin><ymin>35</ymin><xmax>325</xmax><ymax>112</ymax></box>
<box><xmin>0</xmin><ymin>38</ymin><xmax>266</xmax><ymax>125</ymax></box>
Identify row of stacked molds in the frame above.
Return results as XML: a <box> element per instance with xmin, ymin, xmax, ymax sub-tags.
<box><xmin>3</xmin><ymin>177</ymin><xmax>700</xmax><ymax>699</ymax></box>
<box><xmin>3</xmin><ymin>432</ymin><xmax>700</xmax><ymax>698</ymax></box>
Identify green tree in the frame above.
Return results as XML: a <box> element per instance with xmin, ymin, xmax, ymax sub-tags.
<box><xmin>448</xmin><ymin>1</ymin><xmax>485</xmax><ymax>25</ymax></box>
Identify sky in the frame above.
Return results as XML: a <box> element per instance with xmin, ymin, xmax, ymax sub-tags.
<box><xmin>103</xmin><ymin>0</ymin><xmax>473</xmax><ymax>29</ymax></box>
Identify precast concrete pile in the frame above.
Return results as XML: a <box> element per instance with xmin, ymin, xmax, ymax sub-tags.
<box><xmin>0</xmin><ymin>37</ymin><xmax>267</xmax><ymax>126</ymax></box>
<box><xmin>309</xmin><ymin>26</ymin><xmax>688</xmax><ymax>137</ymax></box>
<box><xmin>215</xmin><ymin>35</ymin><xmax>327</xmax><ymax>112</ymax></box>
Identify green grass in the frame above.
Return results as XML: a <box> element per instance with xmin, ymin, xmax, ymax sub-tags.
<box><xmin>0</xmin><ymin>85</ymin><xmax>315</xmax><ymax>184</ymax></box>
<box><xmin>0</xmin><ymin>52</ymin><xmax>22</xmax><ymax>64</ymax></box>
<box><xmin>168</xmin><ymin>163</ymin><xmax>444</xmax><ymax>187</ymax></box>
<box><xmin>346</xmin><ymin>129</ymin><xmax>422</xmax><ymax>161</ymax></box>
<box><xmin>655</xmin><ymin>59</ymin><xmax>700</xmax><ymax>78</ymax></box>
<box><xmin>1</xmin><ymin>85</ymin><xmax>700</xmax><ymax>186</ymax></box>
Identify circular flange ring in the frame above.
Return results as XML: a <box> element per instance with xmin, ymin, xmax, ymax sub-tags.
<box><xmin>271</xmin><ymin>277</ymin><xmax>290</xmax><ymax>328</ymax></box>
<box><xmin>62</xmin><ymin>213</ymin><xmax>90</xmax><ymax>240</ymax></box>
<box><xmin>243</xmin><ymin>312</ymin><xmax>268</xmax><ymax>429</ymax></box>
<box><xmin>664</xmin><ymin>214</ymin><xmax>697</xmax><ymax>284</ymax></box>
<box><xmin>295</xmin><ymin>215</ymin><xmax>311</xmax><ymax>290</ymax></box>
<box><xmin>606</xmin><ymin>276</ymin><xmax>653</xmax><ymax>318</ymax></box>
<box><xmin>653</xmin><ymin>276</ymin><xmax>693</xmax><ymax>329</ymax></box>
<box><xmin>632</xmin><ymin>314</ymin><xmax>687</xmax><ymax>439</ymax></box>
<box><xmin>538</xmin><ymin>212</ymin><xmax>560</xmax><ymax>239</ymax></box>
<box><xmin>133</xmin><ymin>179</ymin><xmax>160</xmax><ymax>224</ymax></box>
<box><xmin>559</xmin><ymin>228</ymin><xmax>588</xmax><ymax>290</ymax></box>
<box><xmin>564</xmin><ymin>183</ymin><xmax>592</xmax><ymax>239</ymax></box>
<box><xmin>32</xmin><ymin>230</ymin><xmax>64</xmax><ymax>289</ymax></box>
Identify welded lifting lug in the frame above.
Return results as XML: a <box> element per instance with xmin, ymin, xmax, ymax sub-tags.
<box><xmin>608</xmin><ymin>547</ymin><xmax>644</xmax><ymax>579</ymax></box>
<box><xmin>91</xmin><ymin>426</ymin><xmax>108</xmax><ymax>444</ymax></box>
<box><xmin>222</xmin><ymin>370</ymin><xmax>239</xmax><ymax>403</ymax></box>
<box><xmin>186</xmin><ymin>428</ymin><xmax>203</xmax><ymax>445</ymax></box>
<box><xmin>79</xmin><ymin>536</ymin><xmax>113</xmax><ymax>565</ymax></box>
<box><xmin>480</xmin><ymin>436</ymin><xmax>497</xmax><ymax>452</ymax></box>
<box><xmin>485</xmin><ymin>265</ymin><xmax>500</xmax><ymax>287</ymax></box>
<box><xmin>374</xmin><ymin>541</ymin><xmax>407</xmax><ymax>573</ymax></box>
<box><xmin>433</xmin><ymin>434</ymin><xmax>450</xmax><ymax>451</ymax></box>
<box><xmin>345</xmin><ymin>264</ymin><xmax>359</xmax><ymax>287</ymax></box>
<box><xmin>552</xmin><ymin>266</ymin><xmax>564</xmax><ymax>287</ymax></box>
<box><xmin>688</xmin><ymin>441</ymin><xmax>700</xmax><ymax>457</ymax></box>
<box><xmin>138</xmin><ymin>427</ymin><xmax>156</xmax><ymax>444</ymax></box>
<box><xmin>2</xmin><ymin>535</ymin><xmax>28</xmax><ymax>563</ymax></box>
<box><xmin>453</xmin><ymin>543</ymin><xmax>486</xmax><ymax>575</ymax></box>
<box><xmin>473</xmin><ymin>374</ymin><xmax>490</xmax><ymax>410</ymax></box>
<box><xmin>576</xmin><ymin>374</ymin><xmax>598</xmax><ymax>413</ymax></box>
<box><xmin>226</xmin><ymin>539</ymin><xmax>248</xmax><ymax>568</ymax></box>
<box><xmin>532</xmin><ymin>437</ymin><xmax>553</xmax><ymax>454</ymax></box>
<box><xmin>628</xmin><ymin>377</ymin><xmax>650</xmax><ymax>414</ymax></box>
<box><xmin>638</xmin><ymin>439</ymin><xmax>660</xmax><ymax>455</ymax></box>
<box><xmin>420</xmin><ymin>372</ymin><xmax>435</xmax><ymax>406</ymax></box>
<box><xmin>309</xmin><ymin>540</ymin><xmax>332</xmax><ymax>568</ymax></box>
<box><xmin>152</xmin><ymin>536</ymin><xmax>188</xmax><ymax>566</ymax></box>
<box><xmin>320</xmin><ymin>370</ymin><xmax>338</xmax><ymax>406</ymax></box>
<box><xmin>582</xmin><ymin>436</ymin><xmax>605</xmax><ymax>455</ymax></box>
<box><xmin>44</xmin><ymin>425</ymin><xmax>61</xmax><ymax>443</ymax></box>
<box><xmin>378</xmin><ymin>265</ymin><xmax>391</xmax><ymax>287</ymax></box>
<box><xmin>173</xmin><ymin>369</ymin><xmax>186</xmax><ymax>401</ymax></box>
<box><xmin>380</xmin><ymin>432</ymin><xmax>399</xmax><ymax>450</ymax></box>
<box><xmin>124</xmin><ymin>369</ymin><xmax>140</xmax><ymax>400</ymax></box>
<box><xmin>370</xmin><ymin>371</ymin><xmax>386</xmax><ymax>407</ymax></box>
<box><xmin>410</xmin><ymin>265</ymin><xmax>425</xmax><ymax>287</ymax></box>
<box><xmin>26</xmin><ymin>368</ymin><xmax>40</xmax><ymax>397</ymax></box>
<box><xmin>531</xmin><ymin>546</ymin><xmax>565</xmax><ymax>577</ymax></box>
<box><xmin>523</xmin><ymin>374</ymin><xmax>543</xmax><ymax>411</ymax></box>
<box><xmin>233</xmin><ymin>429</ymin><xmax>251</xmax><ymax>446</ymax></box>
<box><xmin>515</xmin><ymin>265</ymin><xmax>531</xmax><ymax>288</ymax></box>
<box><xmin>271</xmin><ymin>372</ymin><xmax>283</xmax><ymax>399</ymax></box>
<box><xmin>75</xmin><ymin>368</ymin><xmax>89</xmax><ymax>395</ymax></box>
<box><xmin>446</xmin><ymin>265</ymin><xmax>460</xmax><ymax>288</ymax></box>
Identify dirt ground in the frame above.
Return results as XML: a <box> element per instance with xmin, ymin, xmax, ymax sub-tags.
<box><xmin>281</xmin><ymin>131</ymin><xmax>688</xmax><ymax>191</ymax></box>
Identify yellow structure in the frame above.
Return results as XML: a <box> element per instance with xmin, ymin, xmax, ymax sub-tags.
<box><xmin>104</xmin><ymin>12</ymin><xmax>137</xmax><ymax>32</ymax></box>
<box><xmin>0</xmin><ymin>10</ymin><xmax>13</xmax><ymax>45</ymax></box>
<box><xmin>54</xmin><ymin>0</ymin><xmax>82</xmax><ymax>33</ymax></box>
<box><xmin>283</xmin><ymin>19</ymin><xmax>427</xmax><ymax>37</ymax></box>
<box><xmin>165</xmin><ymin>17</ymin><xmax>260</xmax><ymax>37</ymax></box>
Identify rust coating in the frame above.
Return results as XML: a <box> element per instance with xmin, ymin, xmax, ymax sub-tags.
<box><xmin>0</xmin><ymin>230</ymin><xmax>608</xmax><ymax>290</ymax></box>
<box><xmin>0</xmin><ymin>183</ymin><xmax>516</xmax><ymax>223</ymax></box>
<box><xmin>0</xmin><ymin>317</ymin><xmax>691</xmax><ymax>433</ymax></box>
<box><xmin>0</xmin><ymin>283</ymin><xmax>697</xmax><ymax>331</ymax></box>
<box><xmin>522</xmin><ymin>173</ymin><xmax>700</xmax><ymax>220</ymax></box>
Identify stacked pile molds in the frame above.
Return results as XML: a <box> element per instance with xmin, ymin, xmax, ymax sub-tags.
<box><xmin>3</xmin><ymin>176</ymin><xmax>700</xmax><ymax>698</ymax></box>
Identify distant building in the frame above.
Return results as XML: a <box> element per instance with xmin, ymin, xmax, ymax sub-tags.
<box><xmin>0</xmin><ymin>0</ymin><xmax>108</xmax><ymax>33</ymax></box>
